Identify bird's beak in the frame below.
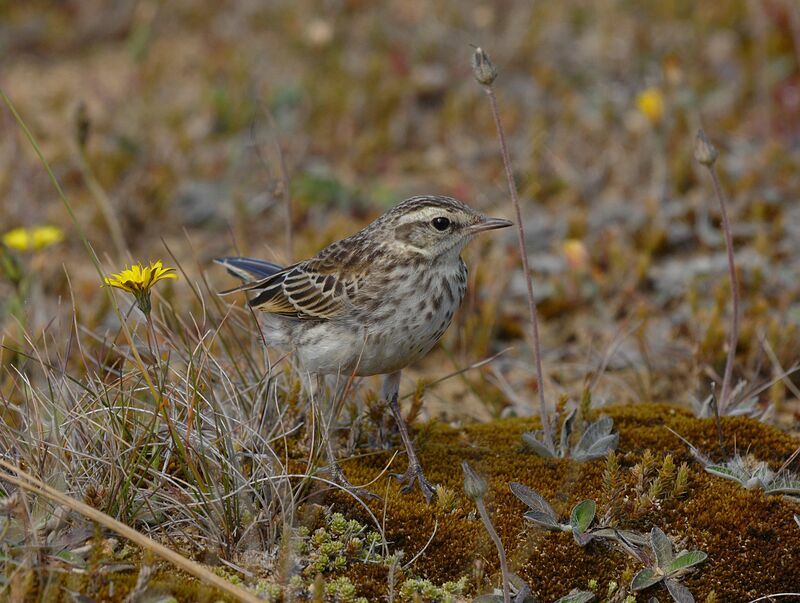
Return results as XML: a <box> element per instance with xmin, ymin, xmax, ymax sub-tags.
<box><xmin>468</xmin><ymin>216</ymin><xmax>513</xmax><ymax>234</ymax></box>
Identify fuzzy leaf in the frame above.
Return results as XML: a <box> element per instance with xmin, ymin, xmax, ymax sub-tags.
<box><xmin>508</xmin><ymin>572</ymin><xmax>535</xmax><ymax>603</ymax></box>
<box><xmin>664</xmin><ymin>551</ymin><xmax>707</xmax><ymax>575</ymax></box>
<box><xmin>705</xmin><ymin>465</ymin><xmax>746</xmax><ymax>485</ymax></box>
<box><xmin>650</xmin><ymin>527</ymin><xmax>674</xmax><ymax>569</ymax></box>
<box><xmin>573</xmin><ymin>416</ymin><xmax>614</xmax><ymax>456</ymax></box>
<box><xmin>664</xmin><ymin>577</ymin><xmax>695</xmax><ymax>603</ymax></box>
<box><xmin>764</xmin><ymin>479</ymin><xmax>800</xmax><ymax>495</ymax></box>
<box><xmin>572</xmin><ymin>530</ymin><xmax>595</xmax><ymax>547</ymax></box>
<box><xmin>631</xmin><ymin>567</ymin><xmax>662</xmax><ymax>590</ymax></box>
<box><xmin>554</xmin><ymin>590</ymin><xmax>595</xmax><ymax>603</ymax></box>
<box><xmin>472</xmin><ymin>596</ymin><xmax>505</xmax><ymax>603</ymax></box>
<box><xmin>559</xmin><ymin>409</ymin><xmax>577</xmax><ymax>457</ymax></box>
<box><xmin>570</xmin><ymin>499</ymin><xmax>596</xmax><ymax>534</ymax></box>
<box><xmin>573</xmin><ymin>434</ymin><xmax>619</xmax><ymax>461</ymax></box>
<box><xmin>588</xmin><ymin>527</ymin><xmax>646</xmax><ymax>548</ymax></box>
<box><xmin>510</xmin><ymin>482</ymin><xmax>558</xmax><ymax>520</ymax></box>
<box><xmin>522</xmin><ymin>510</ymin><xmax>563</xmax><ymax>530</ymax></box>
<box><xmin>522</xmin><ymin>431</ymin><xmax>558</xmax><ymax>457</ymax></box>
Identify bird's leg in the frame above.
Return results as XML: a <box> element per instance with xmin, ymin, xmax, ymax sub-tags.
<box><xmin>317</xmin><ymin>374</ymin><xmax>378</xmax><ymax>501</ymax></box>
<box><xmin>384</xmin><ymin>371</ymin><xmax>437</xmax><ymax>503</ymax></box>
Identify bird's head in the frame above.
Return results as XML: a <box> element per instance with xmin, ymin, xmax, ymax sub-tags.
<box><xmin>380</xmin><ymin>195</ymin><xmax>512</xmax><ymax>260</ymax></box>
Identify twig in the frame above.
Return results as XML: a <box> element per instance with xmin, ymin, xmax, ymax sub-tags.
<box><xmin>695</xmin><ymin>129</ymin><xmax>738</xmax><ymax>414</ymax></box>
<box><xmin>471</xmin><ymin>47</ymin><xmax>553</xmax><ymax>450</ymax></box>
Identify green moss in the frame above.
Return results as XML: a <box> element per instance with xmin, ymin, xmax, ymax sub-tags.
<box><xmin>327</xmin><ymin>403</ymin><xmax>800</xmax><ymax>601</ymax></box>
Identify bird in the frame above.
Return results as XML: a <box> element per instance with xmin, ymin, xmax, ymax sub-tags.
<box><xmin>215</xmin><ymin>195</ymin><xmax>512</xmax><ymax>502</ymax></box>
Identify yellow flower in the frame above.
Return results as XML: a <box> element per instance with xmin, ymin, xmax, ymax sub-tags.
<box><xmin>31</xmin><ymin>225</ymin><xmax>65</xmax><ymax>249</ymax></box>
<box><xmin>636</xmin><ymin>87</ymin><xmax>665</xmax><ymax>124</ymax></box>
<box><xmin>104</xmin><ymin>260</ymin><xmax>177</xmax><ymax>315</ymax></box>
<box><xmin>562</xmin><ymin>238</ymin><xmax>589</xmax><ymax>270</ymax></box>
<box><xmin>2</xmin><ymin>225</ymin><xmax>64</xmax><ymax>252</ymax></box>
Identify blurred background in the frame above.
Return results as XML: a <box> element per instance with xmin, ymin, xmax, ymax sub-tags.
<box><xmin>1</xmin><ymin>0</ymin><xmax>799</xmax><ymax>425</ymax></box>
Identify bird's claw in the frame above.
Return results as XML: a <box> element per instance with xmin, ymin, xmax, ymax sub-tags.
<box><xmin>329</xmin><ymin>465</ymin><xmax>380</xmax><ymax>502</ymax></box>
<box><xmin>392</xmin><ymin>465</ymin><xmax>437</xmax><ymax>503</ymax></box>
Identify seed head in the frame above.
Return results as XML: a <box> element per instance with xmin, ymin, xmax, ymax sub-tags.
<box><xmin>74</xmin><ymin>100</ymin><xmax>90</xmax><ymax>150</ymax></box>
<box><xmin>461</xmin><ymin>461</ymin><xmax>488</xmax><ymax>501</ymax></box>
<box><xmin>471</xmin><ymin>47</ymin><xmax>497</xmax><ymax>86</ymax></box>
<box><xmin>694</xmin><ymin>129</ymin><xmax>718</xmax><ymax>167</ymax></box>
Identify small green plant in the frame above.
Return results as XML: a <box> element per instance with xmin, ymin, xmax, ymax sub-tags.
<box><xmin>705</xmin><ymin>455</ymin><xmax>800</xmax><ymax>495</ymax></box>
<box><xmin>509</xmin><ymin>482</ymin><xmax>646</xmax><ymax>547</ymax></box>
<box><xmin>399</xmin><ymin>576</ymin><xmax>469</xmax><ymax>602</ymax></box>
<box><xmin>300</xmin><ymin>512</ymin><xmax>383</xmax><ymax>577</ymax></box>
<box><xmin>670</xmin><ymin>429</ymin><xmax>800</xmax><ymax>495</ymax></box>
<box><xmin>630</xmin><ymin>527</ymin><xmax>707</xmax><ymax>602</ymax></box>
<box><xmin>474</xmin><ymin>577</ymin><xmax>594</xmax><ymax>603</ymax></box>
<box><xmin>522</xmin><ymin>408</ymin><xmax>618</xmax><ymax>461</ymax></box>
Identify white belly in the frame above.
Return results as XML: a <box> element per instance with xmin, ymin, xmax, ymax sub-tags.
<box><xmin>287</xmin><ymin>263</ymin><xmax>466</xmax><ymax>376</ymax></box>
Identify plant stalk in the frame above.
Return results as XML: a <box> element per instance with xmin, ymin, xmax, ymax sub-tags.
<box><xmin>482</xmin><ymin>83</ymin><xmax>553</xmax><ymax>450</ymax></box>
<box><xmin>706</xmin><ymin>163</ymin><xmax>739</xmax><ymax>413</ymax></box>
<box><xmin>476</xmin><ymin>498</ymin><xmax>511</xmax><ymax>603</ymax></box>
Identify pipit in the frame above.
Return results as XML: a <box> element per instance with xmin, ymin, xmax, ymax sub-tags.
<box><xmin>216</xmin><ymin>195</ymin><xmax>511</xmax><ymax>502</ymax></box>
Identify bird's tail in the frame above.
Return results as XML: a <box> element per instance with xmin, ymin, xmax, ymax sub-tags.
<box><xmin>214</xmin><ymin>257</ymin><xmax>284</xmax><ymax>294</ymax></box>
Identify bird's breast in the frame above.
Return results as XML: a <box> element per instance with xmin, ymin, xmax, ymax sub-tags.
<box><xmin>291</xmin><ymin>260</ymin><xmax>468</xmax><ymax>376</ymax></box>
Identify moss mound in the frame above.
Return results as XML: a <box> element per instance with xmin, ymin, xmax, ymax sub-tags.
<box><xmin>328</xmin><ymin>403</ymin><xmax>800</xmax><ymax>601</ymax></box>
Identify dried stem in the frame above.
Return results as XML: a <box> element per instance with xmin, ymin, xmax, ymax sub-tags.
<box><xmin>476</xmin><ymin>499</ymin><xmax>511</xmax><ymax>603</ymax></box>
<box><xmin>709</xmin><ymin>383</ymin><xmax>727</xmax><ymax>457</ymax></box>
<box><xmin>0</xmin><ymin>459</ymin><xmax>264</xmax><ymax>603</ymax></box>
<box><xmin>704</xmin><ymin>165</ymin><xmax>738</xmax><ymax>412</ymax></box>
<box><xmin>76</xmin><ymin>145</ymin><xmax>128</xmax><ymax>259</ymax></box>
<box><xmin>474</xmin><ymin>48</ymin><xmax>553</xmax><ymax>449</ymax></box>
<box><xmin>253</xmin><ymin>107</ymin><xmax>293</xmax><ymax>260</ymax></box>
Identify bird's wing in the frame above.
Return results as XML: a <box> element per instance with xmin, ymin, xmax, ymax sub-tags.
<box><xmin>236</xmin><ymin>255</ymin><xmax>359</xmax><ymax>320</ymax></box>
<box><xmin>216</xmin><ymin>236</ymin><xmax>367</xmax><ymax>320</ymax></box>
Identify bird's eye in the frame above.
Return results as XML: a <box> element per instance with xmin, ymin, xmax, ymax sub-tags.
<box><xmin>431</xmin><ymin>217</ymin><xmax>451</xmax><ymax>231</ymax></box>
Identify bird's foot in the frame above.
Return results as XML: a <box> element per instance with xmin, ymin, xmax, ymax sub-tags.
<box><xmin>393</xmin><ymin>463</ymin><xmax>437</xmax><ymax>503</ymax></box>
<box><xmin>328</xmin><ymin>463</ymin><xmax>380</xmax><ymax>502</ymax></box>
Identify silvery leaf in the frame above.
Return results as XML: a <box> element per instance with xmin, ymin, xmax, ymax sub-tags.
<box><xmin>522</xmin><ymin>431</ymin><xmax>558</xmax><ymax>457</ymax></box>
<box><xmin>664</xmin><ymin>551</ymin><xmax>707</xmax><ymax>575</ymax></box>
<box><xmin>750</xmin><ymin>462</ymin><xmax>775</xmax><ymax>484</ymax></box>
<box><xmin>573</xmin><ymin>434</ymin><xmax>619</xmax><ymax>461</ymax></box>
<box><xmin>664</xmin><ymin>577</ymin><xmax>695</xmax><ymax>603</ymax></box>
<box><xmin>573</xmin><ymin>416</ymin><xmax>613</xmax><ymax>455</ymax></box>
<box><xmin>572</xmin><ymin>529</ymin><xmax>595</xmax><ymax>547</ymax></box>
<box><xmin>554</xmin><ymin>590</ymin><xmax>595</xmax><ymax>603</ymax></box>
<box><xmin>631</xmin><ymin>568</ymin><xmax>662</xmax><ymax>591</ymax></box>
<box><xmin>589</xmin><ymin>528</ymin><xmax>647</xmax><ymax>547</ymax></box>
<box><xmin>522</xmin><ymin>510</ymin><xmax>563</xmax><ymax>531</ymax></box>
<box><xmin>705</xmin><ymin>465</ymin><xmax>746</xmax><ymax>485</ymax></box>
<box><xmin>650</xmin><ymin>527</ymin><xmax>674</xmax><ymax>568</ymax></box>
<box><xmin>510</xmin><ymin>482</ymin><xmax>558</xmax><ymax>521</ymax></box>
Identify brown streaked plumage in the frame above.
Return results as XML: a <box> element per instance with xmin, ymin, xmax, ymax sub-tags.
<box><xmin>216</xmin><ymin>195</ymin><xmax>511</xmax><ymax>502</ymax></box>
